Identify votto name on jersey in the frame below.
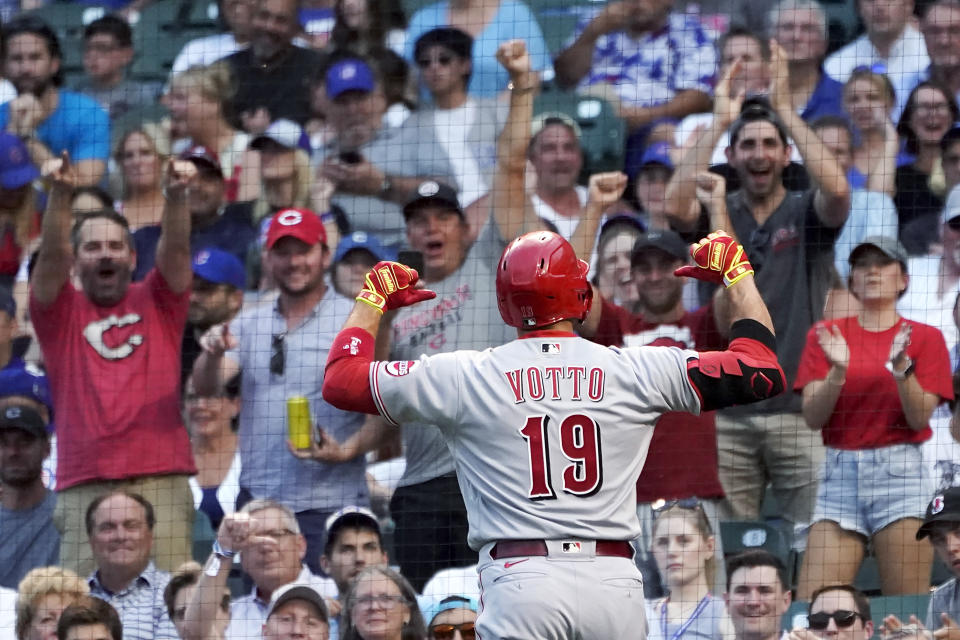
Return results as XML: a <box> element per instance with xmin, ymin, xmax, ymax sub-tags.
<box><xmin>505</xmin><ymin>365</ymin><xmax>606</xmax><ymax>404</ymax></box>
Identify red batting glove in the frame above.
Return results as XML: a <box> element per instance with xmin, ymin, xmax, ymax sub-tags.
<box><xmin>356</xmin><ymin>261</ymin><xmax>437</xmax><ymax>313</ymax></box>
<box><xmin>673</xmin><ymin>231</ymin><xmax>754</xmax><ymax>288</ymax></box>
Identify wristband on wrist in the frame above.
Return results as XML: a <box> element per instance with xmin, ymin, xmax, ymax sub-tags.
<box><xmin>826</xmin><ymin>368</ymin><xmax>846</xmax><ymax>386</ymax></box>
<box><xmin>507</xmin><ymin>80</ymin><xmax>537</xmax><ymax>94</ymax></box>
<box><xmin>212</xmin><ymin>539</ymin><xmax>237</xmax><ymax>558</ymax></box>
<box><xmin>885</xmin><ymin>357</ymin><xmax>915</xmax><ymax>381</ymax></box>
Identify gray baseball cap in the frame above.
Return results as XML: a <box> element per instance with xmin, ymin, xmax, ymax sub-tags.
<box><xmin>265</xmin><ymin>582</ymin><xmax>328</xmax><ymax>622</ymax></box>
<box><xmin>848</xmin><ymin>236</ymin><xmax>908</xmax><ymax>270</ymax></box>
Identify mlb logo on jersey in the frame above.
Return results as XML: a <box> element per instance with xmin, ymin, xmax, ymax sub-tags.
<box><xmin>561</xmin><ymin>541</ymin><xmax>582</xmax><ymax>554</ymax></box>
<box><xmin>541</xmin><ymin>343</ymin><xmax>561</xmax><ymax>354</ymax></box>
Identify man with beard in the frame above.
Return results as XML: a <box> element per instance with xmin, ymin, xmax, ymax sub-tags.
<box><xmin>665</xmin><ymin>41</ymin><xmax>850</xmax><ymax>527</ymax></box>
<box><xmin>29</xmin><ymin>152</ymin><xmax>196</xmax><ymax>576</ymax></box>
<box><xmin>554</xmin><ymin>0</ymin><xmax>715</xmax><ymax>133</ymax></box>
<box><xmin>580</xmin><ymin>229</ymin><xmax>727</xmax><ymax>596</ymax></box>
<box><xmin>0</xmin><ymin>399</ymin><xmax>57</xmax><ymax>589</ymax></box>
<box><xmin>132</xmin><ymin>148</ymin><xmax>257</xmax><ymax>281</ymax></box>
<box><xmin>222</xmin><ymin>0</ymin><xmax>325</xmax><ymax>131</ymax></box>
<box><xmin>180</xmin><ymin>248</ymin><xmax>245</xmax><ymax>385</ymax></box>
<box><xmin>0</xmin><ymin>17</ymin><xmax>109</xmax><ymax>186</ymax></box>
<box><xmin>192</xmin><ymin>208</ymin><xmax>371</xmax><ymax>574</ymax></box>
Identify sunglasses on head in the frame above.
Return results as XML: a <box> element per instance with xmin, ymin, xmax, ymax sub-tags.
<box><xmin>431</xmin><ymin>622</ymin><xmax>475</xmax><ymax>640</ymax></box>
<box><xmin>808</xmin><ymin>610</ymin><xmax>863</xmax><ymax>630</ymax></box>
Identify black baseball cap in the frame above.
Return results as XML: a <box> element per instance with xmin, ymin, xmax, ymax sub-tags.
<box><xmin>631</xmin><ymin>230</ymin><xmax>689</xmax><ymax>266</ymax></box>
<box><xmin>0</xmin><ymin>403</ymin><xmax>47</xmax><ymax>439</ymax></box>
<box><xmin>402</xmin><ymin>180</ymin><xmax>462</xmax><ymax>219</ymax></box>
<box><xmin>917</xmin><ymin>488</ymin><xmax>960</xmax><ymax>540</ymax></box>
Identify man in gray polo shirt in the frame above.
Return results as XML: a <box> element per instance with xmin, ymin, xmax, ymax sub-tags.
<box><xmin>192</xmin><ymin>208</ymin><xmax>368</xmax><ymax>574</ymax></box>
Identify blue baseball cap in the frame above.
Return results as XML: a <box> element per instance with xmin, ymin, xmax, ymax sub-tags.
<box><xmin>0</xmin><ymin>132</ymin><xmax>39</xmax><ymax>190</ymax></box>
<box><xmin>0</xmin><ymin>362</ymin><xmax>54</xmax><ymax>421</ymax></box>
<box><xmin>333</xmin><ymin>231</ymin><xmax>395</xmax><ymax>264</ymax></box>
<box><xmin>638</xmin><ymin>142</ymin><xmax>674</xmax><ymax>171</ymax></box>
<box><xmin>420</xmin><ymin>595</ymin><xmax>479</xmax><ymax>627</ymax></box>
<box><xmin>326</xmin><ymin>59</ymin><xmax>375</xmax><ymax>99</ymax></box>
<box><xmin>192</xmin><ymin>248</ymin><xmax>246</xmax><ymax>290</ymax></box>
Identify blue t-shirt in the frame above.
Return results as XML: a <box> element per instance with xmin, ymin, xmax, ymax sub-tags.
<box><xmin>0</xmin><ymin>90</ymin><xmax>109</xmax><ymax>162</ymax></box>
<box><xmin>801</xmin><ymin>70</ymin><xmax>845</xmax><ymax>123</ymax></box>
<box><xmin>405</xmin><ymin>0</ymin><xmax>550</xmax><ymax>98</ymax></box>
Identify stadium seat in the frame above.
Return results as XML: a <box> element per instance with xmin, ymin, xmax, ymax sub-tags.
<box><xmin>867</xmin><ymin>594</ymin><xmax>931</xmax><ymax>629</ymax></box>
<box><xmin>191</xmin><ymin>511</ymin><xmax>216</xmax><ymax>563</ymax></box>
<box><xmin>784</xmin><ymin>601</ymin><xmax>810</xmax><ymax>631</ymax></box>
<box><xmin>533</xmin><ymin>85</ymin><xmax>625</xmax><ymax>178</ymax></box>
<box><xmin>720</xmin><ymin>520</ymin><xmax>797</xmax><ymax>584</ymax></box>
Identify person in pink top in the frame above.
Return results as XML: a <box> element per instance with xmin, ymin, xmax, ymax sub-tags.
<box><xmin>29</xmin><ymin>151</ymin><xmax>196</xmax><ymax>576</ymax></box>
<box><xmin>795</xmin><ymin>236</ymin><xmax>953</xmax><ymax>598</ymax></box>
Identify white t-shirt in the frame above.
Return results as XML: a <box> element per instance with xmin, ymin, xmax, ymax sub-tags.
<box><xmin>433</xmin><ymin>101</ymin><xmax>486</xmax><ymax>207</ymax></box>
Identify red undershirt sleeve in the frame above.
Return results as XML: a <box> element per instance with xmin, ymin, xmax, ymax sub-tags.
<box><xmin>322</xmin><ymin>327</ymin><xmax>379</xmax><ymax>415</ymax></box>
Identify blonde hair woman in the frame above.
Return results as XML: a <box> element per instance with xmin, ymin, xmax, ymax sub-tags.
<box><xmin>167</xmin><ymin>63</ymin><xmax>260</xmax><ymax>202</ymax></box>
<box><xmin>15</xmin><ymin>567</ymin><xmax>89</xmax><ymax>640</ymax></box>
<box><xmin>647</xmin><ymin>503</ymin><xmax>733</xmax><ymax>640</ymax></box>
<box><xmin>114</xmin><ymin>123</ymin><xmax>169</xmax><ymax>231</ymax></box>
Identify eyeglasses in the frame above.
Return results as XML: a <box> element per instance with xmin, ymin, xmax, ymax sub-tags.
<box><xmin>258</xmin><ymin>528</ymin><xmax>297</xmax><ymax>541</ymax></box>
<box><xmin>270</xmin><ymin>333</ymin><xmax>286</xmax><ymax>376</ymax></box>
<box><xmin>808</xmin><ymin>610</ymin><xmax>864</xmax><ymax>630</ymax></box>
<box><xmin>431</xmin><ymin>622</ymin><xmax>476</xmax><ymax>640</ymax></box>
<box><xmin>416</xmin><ymin>55</ymin><xmax>454</xmax><ymax>68</ymax></box>
<box><xmin>352</xmin><ymin>594</ymin><xmax>408</xmax><ymax>610</ymax></box>
<box><xmin>947</xmin><ymin>216</ymin><xmax>960</xmax><ymax>232</ymax></box>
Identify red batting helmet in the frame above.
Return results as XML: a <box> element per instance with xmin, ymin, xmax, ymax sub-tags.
<box><xmin>496</xmin><ymin>231</ymin><xmax>593</xmax><ymax>329</ymax></box>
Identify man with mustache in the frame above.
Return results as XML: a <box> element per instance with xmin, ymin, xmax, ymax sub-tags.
<box><xmin>0</xmin><ymin>16</ymin><xmax>109</xmax><ymax>186</ymax></box>
<box><xmin>29</xmin><ymin>152</ymin><xmax>196</xmax><ymax>577</ymax></box>
<box><xmin>665</xmin><ymin>41</ymin><xmax>850</xmax><ymax>529</ymax></box>
<box><xmin>85</xmin><ymin>491</ymin><xmax>178</xmax><ymax>640</ymax></box>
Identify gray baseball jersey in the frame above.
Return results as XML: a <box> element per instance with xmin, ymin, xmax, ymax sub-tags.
<box><xmin>371</xmin><ymin>334</ymin><xmax>701</xmax><ymax>549</ymax></box>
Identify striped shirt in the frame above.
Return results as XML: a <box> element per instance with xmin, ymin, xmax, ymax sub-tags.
<box><xmin>88</xmin><ymin>562</ymin><xmax>178</xmax><ymax>640</ymax></box>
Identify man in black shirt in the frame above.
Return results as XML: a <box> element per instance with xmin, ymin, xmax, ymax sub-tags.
<box><xmin>224</xmin><ymin>0</ymin><xmax>325</xmax><ymax>132</ymax></box>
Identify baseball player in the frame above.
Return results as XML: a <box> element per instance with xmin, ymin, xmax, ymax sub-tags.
<box><xmin>322</xmin><ymin>230</ymin><xmax>784</xmax><ymax>640</ymax></box>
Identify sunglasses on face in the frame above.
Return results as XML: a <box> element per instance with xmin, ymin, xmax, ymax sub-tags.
<box><xmin>271</xmin><ymin>333</ymin><xmax>285</xmax><ymax>376</ymax></box>
<box><xmin>416</xmin><ymin>55</ymin><xmax>454</xmax><ymax>68</ymax></box>
<box><xmin>808</xmin><ymin>610</ymin><xmax>863</xmax><ymax>630</ymax></box>
<box><xmin>948</xmin><ymin>217</ymin><xmax>960</xmax><ymax>233</ymax></box>
<box><xmin>431</xmin><ymin>622</ymin><xmax>476</xmax><ymax>640</ymax></box>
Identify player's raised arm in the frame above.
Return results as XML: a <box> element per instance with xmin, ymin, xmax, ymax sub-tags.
<box><xmin>322</xmin><ymin>262</ymin><xmax>436</xmax><ymax>413</ymax></box>
<box><xmin>675</xmin><ymin>231</ymin><xmax>785</xmax><ymax>411</ymax></box>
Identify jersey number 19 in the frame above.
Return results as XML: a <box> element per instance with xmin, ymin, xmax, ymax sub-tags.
<box><xmin>520</xmin><ymin>414</ymin><xmax>603</xmax><ymax>500</ymax></box>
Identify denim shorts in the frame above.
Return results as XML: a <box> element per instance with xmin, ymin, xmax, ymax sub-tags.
<box><xmin>811</xmin><ymin>443</ymin><xmax>933</xmax><ymax>536</ymax></box>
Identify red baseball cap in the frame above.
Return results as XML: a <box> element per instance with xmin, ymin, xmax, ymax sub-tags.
<box><xmin>265</xmin><ymin>208</ymin><xmax>328</xmax><ymax>249</ymax></box>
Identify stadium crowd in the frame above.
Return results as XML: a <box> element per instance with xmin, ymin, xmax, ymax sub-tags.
<box><xmin>1</xmin><ymin>0</ymin><xmax>960</xmax><ymax>637</ymax></box>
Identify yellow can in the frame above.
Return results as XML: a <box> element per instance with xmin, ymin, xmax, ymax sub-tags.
<box><xmin>287</xmin><ymin>396</ymin><xmax>311</xmax><ymax>450</ymax></box>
